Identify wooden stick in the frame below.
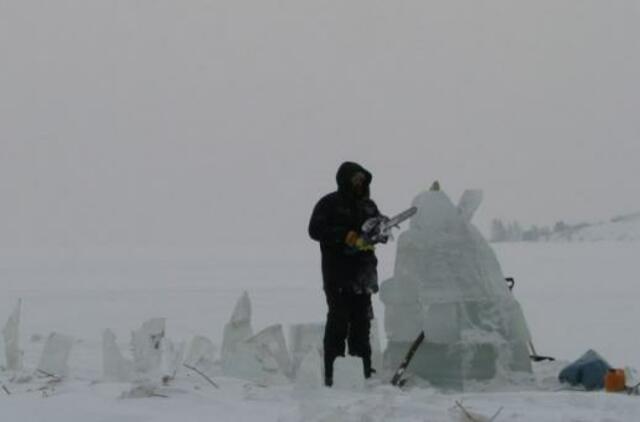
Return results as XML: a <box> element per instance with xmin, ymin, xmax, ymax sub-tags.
<box><xmin>183</xmin><ymin>364</ymin><xmax>219</xmax><ymax>389</ymax></box>
<box><xmin>489</xmin><ymin>406</ymin><xmax>504</xmax><ymax>422</ymax></box>
<box><xmin>455</xmin><ymin>401</ymin><xmax>479</xmax><ymax>422</ymax></box>
<box><xmin>455</xmin><ymin>401</ymin><xmax>503</xmax><ymax>422</ymax></box>
<box><xmin>2</xmin><ymin>384</ymin><xmax>10</xmax><ymax>395</ymax></box>
<box><xmin>36</xmin><ymin>368</ymin><xmax>60</xmax><ymax>380</ymax></box>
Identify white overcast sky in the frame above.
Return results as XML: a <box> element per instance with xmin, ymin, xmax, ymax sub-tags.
<box><xmin>1</xmin><ymin>0</ymin><xmax>639</xmax><ymax>253</ymax></box>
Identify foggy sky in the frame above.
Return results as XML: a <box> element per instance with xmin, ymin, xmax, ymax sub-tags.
<box><xmin>1</xmin><ymin>0</ymin><xmax>639</xmax><ymax>254</ymax></box>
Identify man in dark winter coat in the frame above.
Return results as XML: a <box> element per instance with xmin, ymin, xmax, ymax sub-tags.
<box><xmin>308</xmin><ymin>161</ymin><xmax>386</xmax><ymax>387</ymax></box>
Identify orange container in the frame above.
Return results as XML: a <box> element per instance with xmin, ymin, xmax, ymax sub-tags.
<box><xmin>604</xmin><ymin>369</ymin><xmax>626</xmax><ymax>392</ymax></box>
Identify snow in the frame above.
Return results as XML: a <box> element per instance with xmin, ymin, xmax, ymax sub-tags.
<box><xmin>2</xmin><ymin>241</ymin><xmax>640</xmax><ymax>420</ymax></box>
<box><xmin>380</xmin><ymin>190</ymin><xmax>532</xmax><ymax>389</ymax></box>
<box><xmin>2</xmin><ymin>373</ymin><xmax>640</xmax><ymax>421</ymax></box>
<box><xmin>332</xmin><ymin>357</ymin><xmax>365</xmax><ymax>390</ymax></box>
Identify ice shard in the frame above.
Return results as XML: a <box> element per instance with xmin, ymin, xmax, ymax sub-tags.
<box><xmin>37</xmin><ymin>332</ymin><xmax>74</xmax><ymax>377</ymax></box>
<box><xmin>184</xmin><ymin>335</ymin><xmax>216</xmax><ymax>371</ymax></box>
<box><xmin>160</xmin><ymin>338</ymin><xmax>185</xmax><ymax>381</ymax></box>
<box><xmin>2</xmin><ymin>299</ymin><xmax>22</xmax><ymax>371</ymax></box>
<box><xmin>131</xmin><ymin>318</ymin><xmax>165</xmax><ymax>375</ymax></box>
<box><xmin>102</xmin><ymin>329</ymin><xmax>133</xmax><ymax>382</ymax></box>
<box><xmin>289</xmin><ymin>322</ymin><xmax>324</xmax><ymax>377</ymax></box>
<box><xmin>295</xmin><ymin>348</ymin><xmax>323</xmax><ymax>389</ymax></box>
<box><xmin>223</xmin><ymin>324</ymin><xmax>291</xmax><ymax>385</ymax></box>
<box><xmin>221</xmin><ymin>291</ymin><xmax>253</xmax><ymax>365</ymax></box>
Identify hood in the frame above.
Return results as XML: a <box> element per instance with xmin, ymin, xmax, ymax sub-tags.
<box><xmin>336</xmin><ymin>161</ymin><xmax>372</xmax><ymax>197</ymax></box>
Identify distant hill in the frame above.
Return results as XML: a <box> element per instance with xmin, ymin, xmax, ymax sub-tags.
<box><xmin>611</xmin><ymin>211</ymin><xmax>640</xmax><ymax>224</ymax></box>
<box><xmin>490</xmin><ymin>211</ymin><xmax>640</xmax><ymax>242</ymax></box>
<box><xmin>551</xmin><ymin>212</ymin><xmax>640</xmax><ymax>242</ymax></box>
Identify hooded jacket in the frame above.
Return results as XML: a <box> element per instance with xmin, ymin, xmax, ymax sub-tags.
<box><xmin>308</xmin><ymin>162</ymin><xmax>381</xmax><ymax>293</ymax></box>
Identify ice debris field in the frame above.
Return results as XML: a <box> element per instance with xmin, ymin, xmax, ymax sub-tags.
<box><xmin>2</xmin><ymin>189</ymin><xmax>640</xmax><ymax>421</ymax></box>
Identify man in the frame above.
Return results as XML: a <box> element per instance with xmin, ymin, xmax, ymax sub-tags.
<box><xmin>308</xmin><ymin>161</ymin><xmax>386</xmax><ymax>387</ymax></box>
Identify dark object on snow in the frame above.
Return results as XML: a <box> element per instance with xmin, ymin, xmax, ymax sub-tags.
<box><xmin>627</xmin><ymin>381</ymin><xmax>640</xmax><ymax>395</ymax></box>
<box><xmin>505</xmin><ymin>277</ymin><xmax>515</xmax><ymax>291</ymax></box>
<box><xmin>505</xmin><ymin>277</ymin><xmax>555</xmax><ymax>362</ymax></box>
<box><xmin>559</xmin><ymin>349</ymin><xmax>612</xmax><ymax>390</ymax></box>
<box><xmin>528</xmin><ymin>346</ymin><xmax>555</xmax><ymax>362</ymax></box>
<box><xmin>322</xmin><ymin>289</ymin><xmax>374</xmax><ymax>386</ymax></box>
<box><xmin>309</xmin><ymin>162</ymin><xmax>384</xmax><ymax>387</ymax></box>
<box><xmin>391</xmin><ymin>331</ymin><xmax>425</xmax><ymax>387</ymax></box>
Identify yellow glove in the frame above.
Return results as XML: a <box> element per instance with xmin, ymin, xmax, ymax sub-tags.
<box><xmin>345</xmin><ymin>231</ymin><xmax>375</xmax><ymax>252</ymax></box>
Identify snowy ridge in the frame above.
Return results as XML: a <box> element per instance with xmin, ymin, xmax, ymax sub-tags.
<box><xmin>492</xmin><ymin>212</ymin><xmax>640</xmax><ymax>243</ymax></box>
<box><xmin>551</xmin><ymin>217</ymin><xmax>640</xmax><ymax>242</ymax></box>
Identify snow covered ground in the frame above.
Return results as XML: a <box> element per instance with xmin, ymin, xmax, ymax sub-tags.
<box><xmin>1</xmin><ymin>242</ymin><xmax>640</xmax><ymax>421</ymax></box>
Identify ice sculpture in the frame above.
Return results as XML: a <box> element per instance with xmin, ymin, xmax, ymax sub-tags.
<box><xmin>380</xmin><ymin>189</ymin><xmax>532</xmax><ymax>390</ymax></box>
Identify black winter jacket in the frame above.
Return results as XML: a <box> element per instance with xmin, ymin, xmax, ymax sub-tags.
<box><xmin>308</xmin><ymin>162</ymin><xmax>381</xmax><ymax>294</ymax></box>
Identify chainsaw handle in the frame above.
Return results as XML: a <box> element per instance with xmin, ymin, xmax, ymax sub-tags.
<box><xmin>505</xmin><ymin>277</ymin><xmax>515</xmax><ymax>291</ymax></box>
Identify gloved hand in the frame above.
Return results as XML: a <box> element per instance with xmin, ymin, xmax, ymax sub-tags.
<box><xmin>345</xmin><ymin>231</ymin><xmax>375</xmax><ymax>252</ymax></box>
<box><xmin>368</xmin><ymin>282</ymin><xmax>379</xmax><ymax>294</ymax></box>
<box><xmin>377</xmin><ymin>215</ymin><xmax>391</xmax><ymax>244</ymax></box>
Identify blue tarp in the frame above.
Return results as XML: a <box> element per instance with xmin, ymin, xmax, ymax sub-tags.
<box><xmin>558</xmin><ymin>349</ymin><xmax>612</xmax><ymax>390</ymax></box>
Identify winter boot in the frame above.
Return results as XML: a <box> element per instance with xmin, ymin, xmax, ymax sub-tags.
<box><xmin>363</xmin><ymin>355</ymin><xmax>376</xmax><ymax>379</ymax></box>
<box><xmin>324</xmin><ymin>354</ymin><xmax>335</xmax><ymax>387</ymax></box>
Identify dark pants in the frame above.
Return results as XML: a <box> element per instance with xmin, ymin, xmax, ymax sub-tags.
<box><xmin>323</xmin><ymin>289</ymin><xmax>373</xmax><ymax>382</ymax></box>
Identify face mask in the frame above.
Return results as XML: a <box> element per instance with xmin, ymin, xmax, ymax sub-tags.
<box><xmin>350</xmin><ymin>172</ymin><xmax>367</xmax><ymax>197</ymax></box>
